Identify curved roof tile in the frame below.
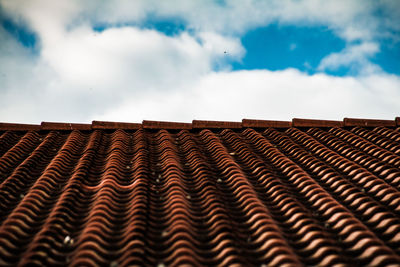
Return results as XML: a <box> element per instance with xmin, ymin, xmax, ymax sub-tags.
<box><xmin>0</xmin><ymin>117</ymin><xmax>400</xmax><ymax>266</ymax></box>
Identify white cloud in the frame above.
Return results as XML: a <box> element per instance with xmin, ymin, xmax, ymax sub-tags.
<box><xmin>0</xmin><ymin>21</ymin><xmax>244</xmax><ymax>123</ymax></box>
<box><xmin>1</xmin><ymin>0</ymin><xmax>80</xmax><ymax>45</ymax></box>
<box><xmin>98</xmin><ymin>69</ymin><xmax>400</xmax><ymax>122</ymax></box>
<box><xmin>0</xmin><ymin>26</ymin><xmax>45</xmax><ymax>119</ymax></box>
<box><xmin>81</xmin><ymin>0</ymin><xmax>385</xmax><ymax>42</ymax></box>
<box><xmin>3</xmin><ymin>0</ymin><xmax>398</xmax><ymax>42</ymax></box>
<box><xmin>42</xmin><ymin>26</ymin><xmax>215</xmax><ymax>90</ymax></box>
<box><xmin>318</xmin><ymin>42</ymin><xmax>381</xmax><ymax>73</ymax></box>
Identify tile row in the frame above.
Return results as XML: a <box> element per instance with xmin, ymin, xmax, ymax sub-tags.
<box><xmin>0</xmin><ymin>125</ymin><xmax>400</xmax><ymax>266</ymax></box>
<box><xmin>1</xmin><ymin>117</ymin><xmax>400</xmax><ymax>131</ymax></box>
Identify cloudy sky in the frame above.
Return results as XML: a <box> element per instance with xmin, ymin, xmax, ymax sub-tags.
<box><xmin>0</xmin><ymin>0</ymin><xmax>399</xmax><ymax>124</ymax></box>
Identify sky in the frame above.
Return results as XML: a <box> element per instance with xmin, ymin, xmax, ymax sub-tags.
<box><xmin>0</xmin><ymin>0</ymin><xmax>399</xmax><ymax>124</ymax></box>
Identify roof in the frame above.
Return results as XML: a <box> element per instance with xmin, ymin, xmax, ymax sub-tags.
<box><xmin>1</xmin><ymin>117</ymin><xmax>400</xmax><ymax>266</ymax></box>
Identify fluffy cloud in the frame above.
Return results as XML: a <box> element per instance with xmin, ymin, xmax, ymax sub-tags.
<box><xmin>3</xmin><ymin>0</ymin><xmax>399</xmax><ymax>41</ymax></box>
<box><xmin>318</xmin><ymin>42</ymin><xmax>381</xmax><ymax>74</ymax></box>
<box><xmin>98</xmin><ymin>69</ymin><xmax>400</xmax><ymax>122</ymax></box>
<box><xmin>76</xmin><ymin>0</ymin><xmax>398</xmax><ymax>43</ymax></box>
<box><xmin>0</xmin><ymin>20</ymin><xmax>244</xmax><ymax>122</ymax></box>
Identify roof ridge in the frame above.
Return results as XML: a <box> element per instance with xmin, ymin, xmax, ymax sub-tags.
<box><xmin>92</xmin><ymin>120</ymin><xmax>142</xmax><ymax>130</ymax></box>
<box><xmin>242</xmin><ymin>119</ymin><xmax>292</xmax><ymax>128</ymax></box>
<box><xmin>292</xmin><ymin>118</ymin><xmax>343</xmax><ymax>127</ymax></box>
<box><xmin>343</xmin><ymin>118</ymin><xmax>396</xmax><ymax>127</ymax></box>
<box><xmin>41</xmin><ymin>122</ymin><xmax>91</xmax><ymax>130</ymax></box>
<box><xmin>192</xmin><ymin>120</ymin><xmax>242</xmax><ymax>129</ymax></box>
<box><xmin>0</xmin><ymin>122</ymin><xmax>42</xmax><ymax>131</ymax></box>
<box><xmin>143</xmin><ymin>120</ymin><xmax>192</xmax><ymax>129</ymax></box>
<box><xmin>0</xmin><ymin>117</ymin><xmax>399</xmax><ymax>131</ymax></box>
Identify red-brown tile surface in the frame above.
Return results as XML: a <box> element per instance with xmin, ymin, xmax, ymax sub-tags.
<box><xmin>242</xmin><ymin>119</ymin><xmax>291</xmax><ymax>128</ymax></box>
<box><xmin>0</xmin><ymin>123</ymin><xmax>41</xmax><ymax>131</ymax></box>
<box><xmin>344</xmin><ymin>118</ymin><xmax>396</xmax><ymax>127</ymax></box>
<box><xmin>292</xmin><ymin>118</ymin><xmax>343</xmax><ymax>127</ymax></box>
<box><xmin>192</xmin><ymin>120</ymin><xmax>242</xmax><ymax>129</ymax></box>
<box><xmin>0</xmin><ymin>118</ymin><xmax>400</xmax><ymax>266</ymax></box>
<box><xmin>92</xmin><ymin>121</ymin><xmax>142</xmax><ymax>130</ymax></box>
<box><xmin>41</xmin><ymin>122</ymin><xmax>92</xmax><ymax>131</ymax></box>
<box><xmin>142</xmin><ymin>120</ymin><xmax>192</xmax><ymax>130</ymax></box>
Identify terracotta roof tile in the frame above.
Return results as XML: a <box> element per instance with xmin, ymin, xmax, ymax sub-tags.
<box><xmin>242</xmin><ymin>119</ymin><xmax>291</xmax><ymax>128</ymax></box>
<box><xmin>142</xmin><ymin>120</ymin><xmax>192</xmax><ymax>129</ymax></box>
<box><xmin>41</xmin><ymin>122</ymin><xmax>92</xmax><ymax>130</ymax></box>
<box><xmin>292</xmin><ymin>118</ymin><xmax>343</xmax><ymax>127</ymax></box>
<box><xmin>92</xmin><ymin>120</ymin><xmax>142</xmax><ymax>129</ymax></box>
<box><xmin>192</xmin><ymin>120</ymin><xmax>242</xmax><ymax>128</ymax></box>
<box><xmin>0</xmin><ymin>122</ymin><xmax>41</xmax><ymax>131</ymax></box>
<box><xmin>0</xmin><ymin>117</ymin><xmax>400</xmax><ymax>266</ymax></box>
<box><xmin>344</xmin><ymin>118</ymin><xmax>396</xmax><ymax>127</ymax></box>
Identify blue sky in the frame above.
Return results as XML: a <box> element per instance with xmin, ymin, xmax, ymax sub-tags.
<box><xmin>2</xmin><ymin>18</ymin><xmax>37</xmax><ymax>49</ymax></box>
<box><xmin>232</xmin><ymin>24</ymin><xmax>347</xmax><ymax>75</ymax></box>
<box><xmin>0</xmin><ymin>1</ymin><xmax>399</xmax><ymax>123</ymax></box>
<box><xmin>3</xmin><ymin>15</ymin><xmax>398</xmax><ymax>76</ymax></box>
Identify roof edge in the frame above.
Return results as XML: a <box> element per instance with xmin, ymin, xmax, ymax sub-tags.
<box><xmin>0</xmin><ymin>117</ymin><xmax>398</xmax><ymax>131</ymax></box>
<box><xmin>192</xmin><ymin>120</ymin><xmax>242</xmax><ymax>129</ymax></box>
<box><xmin>92</xmin><ymin>121</ymin><xmax>142</xmax><ymax>130</ymax></box>
<box><xmin>343</xmin><ymin>118</ymin><xmax>396</xmax><ymax>127</ymax></box>
<box><xmin>242</xmin><ymin>119</ymin><xmax>291</xmax><ymax>128</ymax></box>
<box><xmin>41</xmin><ymin>122</ymin><xmax>91</xmax><ymax>130</ymax></box>
<box><xmin>143</xmin><ymin>120</ymin><xmax>192</xmax><ymax>129</ymax></box>
<box><xmin>0</xmin><ymin>123</ymin><xmax>41</xmax><ymax>131</ymax></box>
<box><xmin>292</xmin><ymin>118</ymin><xmax>343</xmax><ymax>127</ymax></box>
